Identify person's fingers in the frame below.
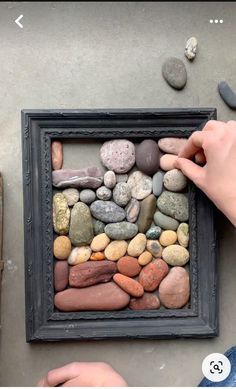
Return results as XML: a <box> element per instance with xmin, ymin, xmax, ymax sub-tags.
<box><xmin>37</xmin><ymin>377</ymin><xmax>48</xmax><ymax>387</ymax></box>
<box><xmin>175</xmin><ymin>158</ymin><xmax>205</xmax><ymax>188</ymax></box>
<box><xmin>46</xmin><ymin>363</ymin><xmax>80</xmax><ymax>387</ymax></box>
<box><xmin>194</xmin><ymin>149</ymin><xmax>206</xmax><ymax>165</ymax></box>
<box><xmin>178</xmin><ymin>131</ymin><xmax>205</xmax><ymax>158</ymax></box>
<box><xmin>201</xmin><ymin>120</ymin><xmax>225</xmax><ymax>132</ymax></box>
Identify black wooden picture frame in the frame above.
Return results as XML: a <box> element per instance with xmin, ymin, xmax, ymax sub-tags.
<box><xmin>22</xmin><ymin>108</ymin><xmax>218</xmax><ymax>342</ymax></box>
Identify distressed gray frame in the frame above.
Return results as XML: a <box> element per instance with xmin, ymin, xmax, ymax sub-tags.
<box><xmin>22</xmin><ymin>108</ymin><xmax>218</xmax><ymax>342</ymax></box>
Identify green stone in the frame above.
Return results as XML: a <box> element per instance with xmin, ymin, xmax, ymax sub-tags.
<box><xmin>69</xmin><ymin>202</ymin><xmax>94</xmax><ymax>246</ymax></box>
<box><xmin>157</xmin><ymin>191</ymin><xmax>188</xmax><ymax>222</ymax></box>
<box><xmin>146</xmin><ymin>226</ymin><xmax>162</xmax><ymax>239</ymax></box>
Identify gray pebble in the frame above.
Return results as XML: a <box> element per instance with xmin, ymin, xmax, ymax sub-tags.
<box><xmin>218</xmin><ymin>81</ymin><xmax>236</xmax><ymax>110</ymax></box>
<box><xmin>157</xmin><ymin>191</ymin><xmax>189</xmax><ymax>222</ymax></box>
<box><xmin>105</xmin><ymin>222</ymin><xmax>138</xmax><ymax>240</ymax></box>
<box><xmin>80</xmin><ymin>189</ymin><xmax>96</xmax><ymax>204</ymax></box>
<box><xmin>104</xmin><ymin>171</ymin><xmax>116</xmax><ymax>189</ymax></box>
<box><xmin>162</xmin><ymin>57</ymin><xmax>187</xmax><ymax>90</ymax></box>
<box><xmin>96</xmin><ymin>186</ymin><xmax>112</xmax><ymax>200</ymax></box>
<box><xmin>62</xmin><ymin>188</ymin><xmax>79</xmax><ymax>206</ymax></box>
<box><xmin>154</xmin><ymin>211</ymin><xmax>179</xmax><ymax>231</ymax></box>
<box><xmin>90</xmin><ymin>200</ymin><xmax>126</xmax><ymax>223</ymax></box>
<box><xmin>113</xmin><ymin>182</ymin><xmax>131</xmax><ymax>207</ymax></box>
<box><xmin>153</xmin><ymin>171</ymin><xmax>164</xmax><ymax>196</ymax></box>
<box><xmin>163</xmin><ymin>169</ymin><xmax>187</xmax><ymax>192</ymax></box>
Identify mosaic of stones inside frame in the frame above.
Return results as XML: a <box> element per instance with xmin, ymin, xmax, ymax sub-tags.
<box><xmin>22</xmin><ymin>108</ymin><xmax>218</xmax><ymax>342</ymax></box>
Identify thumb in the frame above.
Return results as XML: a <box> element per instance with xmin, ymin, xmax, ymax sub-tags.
<box><xmin>175</xmin><ymin>157</ymin><xmax>205</xmax><ymax>189</ymax></box>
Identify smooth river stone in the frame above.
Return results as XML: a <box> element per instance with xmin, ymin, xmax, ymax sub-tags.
<box><xmin>113</xmin><ymin>273</ymin><xmax>144</xmax><ymax>298</ymax></box>
<box><xmin>125</xmin><ymin>198</ymin><xmax>140</xmax><ymax>223</ymax></box>
<box><xmin>51</xmin><ymin>141</ymin><xmax>63</xmax><ymax>170</ymax></box>
<box><xmin>218</xmin><ymin>81</ymin><xmax>236</xmax><ymax>109</ymax></box>
<box><xmin>137</xmin><ymin>194</ymin><xmax>156</xmax><ymax>233</ymax></box>
<box><xmin>127</xmin><ymin>171</ymin><xmax>152</xmax><ymax>200</ymax></box>
<box><xmin>138</xmin><ymin>251</ymin><xmax>153</xmax><ymax>266</ymax></box>
<box><xmin>185</xmin><ymin>37</ymin><xmax>198</xmax><ymax>60</ymax></box>
<box><xmin>159</xmin><ymin>230</ymin><xmax>177</xmax><ymax>247</ymax></box>
<box><xmin>69</xmin><ymin>202</ymin><xmax>94</xmax><ymax>246</ymax></box>
<box><xmin>162</xmin><ymin>57</ymin><xmax>187</xmax><ymax>90</ymax></box>
<box><xmin>90</xmin><ymin>233</ymin><xmax>110</xmax><ymax>252</ymax></box>
<box><xmin>69</xmin><ymin>260</ymin><xmax>117</xmax><ymax>287</ymax></box>
<box><xmin>113</xmin><ymin>183</ymin><xmax>131</xmax><ymax>207</ymax></box>
<box><xmin>53</xmin><ymin>193</ymin><xmax>70</xmax><ymax>235</ymax></box>
<box><xmin>117</xmin><ymin>256</ymin><xmax>141</xmax><ymax>277</ymax></box>
<box><xmin>157</xmin><ymin>191</ymin><xmax>189</xmax><ymax>222</ymax></box>
<box><xmin>53</xmin><ymin>236</ymin><xmax>71</xmax><ymax>260</ymax></box>
<box><xmin>54</xmin><ymin>282</ymin><xmax>130</xmax><ymax>311</ymax></box>
<box><xmin>62</xmin><ymin>188</ymin><xmax>79</xmax><ymax>206</ymax></box>
<box><xmin>152</xmin><ymin>171</ymin><xmax>164</xmax><ymax>197</ymax></box>
<box><xmin>127</xmin><ymin>233</ymin><xmax>147</xmax><ymax>257</ymax></box>
<box><xmin>146</xmin><ymin>240</ymin><xmax>163</xmax><ymax>258</ymax></box>
<box><xmin>154</xmin><ymin>211</ymin><xmax>179</xmax><ymax>230</ymax></box>
<box><xmin>139</xmin><ymin>259</ymin><xmax>169</xmax><ymax>292</ymax></box>
<box><xmin>93</xmin><ymin>219</ymin><xmax>105</xmax><ymax>235</ymax></box>
<box><xmin>54</xmin><ymin>261</ymin><xmax>69</xmax><ymax>292</ymax></box>
<box><xmin>96</xmin><ymin>186</ymin><xmax>112</xmax><ymax>201</ymax></box>
<box><xmin>163</xmin><ymin>169</ymin><xmax>187</xmax><ymax>192</ymax></box>
<box><xmin>159</xmin><ymin>267</ymin><xmax>190</xmax><ymax>309</ymax></box>
<box><xmin>162</xmin><ymin>244</ymin><xmax>189</xmax><ymax>266</ymax></box>
<box><xmin>52</xmin><ymin>167</ymin><xmax>103</xmax><ymax>189</ymax></box>
<box><xmin>136</xmin><ymin>140</ymin><xmax>160</xmax><ymax>175</ymax></box>
<box><xmin>177</xmin><ymin>223</ymin><xmax>189</xmax><ymax>248</ymax></box>
<box><xmin>90</xmin><ymin>200</ymin><xmax>126</xmax><ymax>223</ymax></box>
<box><xmin>104</xmin><ymin>170</ymin><xmax>116</xmax><ymax>189</ymax></box>
<box><xmin>100</xmin><ymin>139</ymin><xmax>135</xmax><ymax>173</ymax></box>
<box><xmin>105</xmin><ymin>240</ymin><xmax>128</xmax><ymax>261</ymax></box>
<box><xmin>68</xmin><ymin>246</ymin><xmax>92</xmax><ymax>265</ymax></box>
<box><xmin>129</xmin><ymin>293</ymin><xmax>160</xmax><ymax>310</ymax></box>
<box><xmin>146</xmin><ymin>226</ymin><xmax>162</xmax><ymax>240</ymax></box>
<box><xmin>158</xmin><ymin>138</ymin><xmax>187</xmax><ymax>155</ymax></box>
<box><xmin>160</xmin><ymin>154</ymin><xmax>178</xmax><ymax>171</ymax></box>
<box><xmin>105</xmin><ymin>222</ymin><xmax>138</xmax><ymax>240</ymax></box>
<box><xmin>80</xmin><ymin>189</ymin><xmax>96</xmax><ymax>204</ymax></box>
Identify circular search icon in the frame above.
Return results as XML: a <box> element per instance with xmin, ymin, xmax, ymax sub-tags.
<box><xmin>202</xmin><ymin>353</ymin><xmax>231</xmax><ymax>382</ymax></box>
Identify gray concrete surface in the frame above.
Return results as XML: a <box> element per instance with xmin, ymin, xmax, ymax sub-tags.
<box><xmin>0</xmin><ymin>1</ymin><xmax>236</xmax><ymax>386</ymax></box>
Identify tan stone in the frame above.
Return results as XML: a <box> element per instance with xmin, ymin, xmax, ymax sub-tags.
<box><xmin>138</xmin><ymin>251</ymin><xmax>153</xmax><ymax>266</ymax></box>
<box><xmin>127</xmin><ymin>233</ymin><xmax>146</xmax><ymax>257</ymax></box>
<box><xmin>53</xmin><ymin>236</ymin><xmax>71</xmax><ymax>260</ymax></box>
<box><xmin>105</xmin><ymin>240</ymin><xmax>128</xmax><ymax>261</ymax></box>
<box><xmin>159</xmin><ymin>230</ymin><xmax>177</xmax><ymax>246</ymax></box>
<box><xmin>68</xmin><ymin>246</ymin><xmax>91</xmax><ymax>265</ymax></box>
<box><xmin>90</xmin><ymin>233</ymin><xmax>110</xmax><ymax>252</ymax></box>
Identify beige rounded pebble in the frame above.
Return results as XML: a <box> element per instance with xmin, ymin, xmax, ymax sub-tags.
<box><xmin>90</xmin><ymin>233</ymin><xmax>110</xmax><ymax>252</ymax></box>
<box><xmin>146</xmin><ymin>240</ymin><xmax>163</xmax><ymax>258</ymax></box>
<box><xmin>53</xmin><ymin>236</ymin><xmax>71</xmax><ymax>260</ymax></box>
<box><xmin>159</xmin><ymin>230</ymin><xmax>177</xmax><ymax>247</ymax></box>
<box><xmin>127</xmin><ymin>233</ymin><xmax>147</xmax><ymax>257</ymax></box>
<box><xmin>68</xmin><ymin>246</ymin><xmax>92</xmax><ymax>265</ymax></box>
<box><xmin>177</xmin><ymin>223</ymin><xmax>189</xmax><ymax>248</ymax></box>
<box><xmin>163</xmin><ymin>169</ymin><xmax>187</xmax><ymax>192</ymax></box>
<box><xmin>138</xmin><ymin>251</ymin><xmax>153</xmax><ymax>266</ymax></box>
<box><xmin>162</xmin><ymin>244</ymin><xmax>189</xmax><ymax>266</ymax></box>
<box><xmin>105</xmin><ymin>240</ymin><xmax>128</xmax><ymax>261</ymax></box>
<box><xmin>160</xmin><ymin>154</ymin><xmax>178</xmax><ymax>171</ymax></box>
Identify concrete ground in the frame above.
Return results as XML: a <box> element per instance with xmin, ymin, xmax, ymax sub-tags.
<box><xmin>0</xmin><ymin>1</ymin><xmax>236</xmax><ymax>386</ymax></box>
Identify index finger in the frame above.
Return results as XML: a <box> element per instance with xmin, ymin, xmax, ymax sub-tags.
<box><xmin>178</xmin><ymin>131</ymin><xmax>205</xmax><ymax>159</ymax></box>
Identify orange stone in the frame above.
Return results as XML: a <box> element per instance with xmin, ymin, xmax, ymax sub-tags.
<box><xmin>113</xmin><ymin>273</ymin><xmax>144</xmax><ymax>297</ymax></box>
<box><xmin>90</xmin><ymin>252</ymin><xmax>105</xmax><ymax>261</ymax></box>
<box><xmin>117</xmin><ymin>256</ymin><xmax>141</xmax><ymax>277</ymax></box>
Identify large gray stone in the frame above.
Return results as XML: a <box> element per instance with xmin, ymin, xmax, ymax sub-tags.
<box><xmin>162</xmin><ymin>57</ymin><xmax>187</xmax><ymax>90</ymax></box>
<box><xmin>69</xmin><ymin>202</ymin><xmax>94</xmax><ymax>246</ymax></box>
<box><xmin>90</xmin><ymin>200</ymin><xmax>126</xmax><ymax>223</ymax></box>
<box><xmin>157</xmin><ymin>191</ymin><xmax>189</xmax><ymax>222</ymax></box>
<box><xmin>100</xmin><ymin>139</ymin><xmax>135</xmax><ymax>173</ymax></box>
<box><xmin>105</xmin><ymin>222</ymin><xmax>138</xmax><ymax>240</ymax></box>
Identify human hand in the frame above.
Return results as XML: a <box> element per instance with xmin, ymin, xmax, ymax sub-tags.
<box><xmin>37</xmin><ymin>362</ymin><xmax>128</xmax><ymax>387</ymax></box>
<box><xmin>175</xmin><ymin>120</ymin><xmax>236</xmax><ymax>226</ymax></box>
